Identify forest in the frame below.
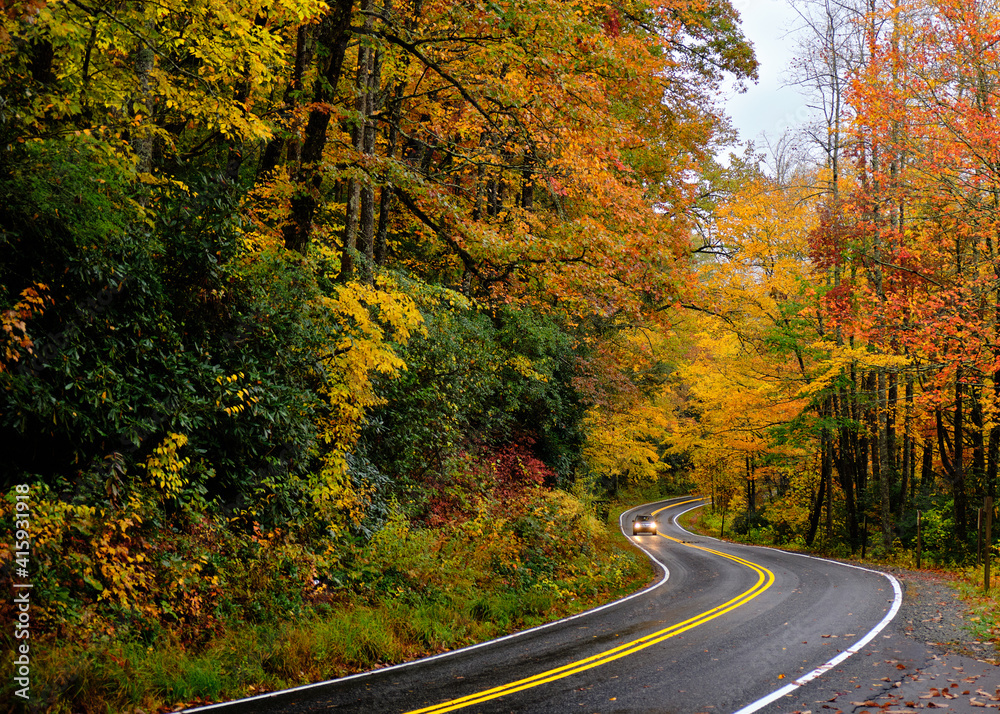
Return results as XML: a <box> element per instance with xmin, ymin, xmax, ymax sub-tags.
<box><xmin>1</xmin><ymin>0</ymin><xmax>998</xmax><ymax>710</ymax></box>
<box><xmin>674</xmin><ymin>0</ymin><xmax>1000</xmax><ymax>565</ymax></box>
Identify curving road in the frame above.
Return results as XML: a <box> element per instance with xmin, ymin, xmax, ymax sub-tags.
<box><xmin>187</xmin><ymin>497</ymin><xmax>910</xmax><ymax>714</ymax></box>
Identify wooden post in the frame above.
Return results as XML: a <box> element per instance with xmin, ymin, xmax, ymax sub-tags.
<box><xmin>916</xmin><ymin>510</ymin><xmax>922</xmax><ymax>570</ymax></box>
<box><xmin>985</xmin><ymin>497</ymin><xmax>993</xmax><ymax>594</ymax></box>
<box><xmin>977</xmin><ymin>508</ymin><xmax>983</xmax><ymax>566</ymax></box>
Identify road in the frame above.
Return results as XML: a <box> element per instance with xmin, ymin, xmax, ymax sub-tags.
<box><xmin>188</xmin><ymin>496</ymin><xmax>906</xmax><ymax>713</ymax></box>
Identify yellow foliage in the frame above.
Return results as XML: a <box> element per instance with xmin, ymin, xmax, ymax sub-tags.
<box><xmin>661</xmin><ymin>171</ymin><xmax>826</xmax><ymax>495</ymax></box>
<box><xmin>215</xmin><ymin>371</ymin><xmax>262</xmax><ymax>417</ymax></box>
<box><xmin>584</xmin><ymin>403</ymin><xmax>668</xmax><ymax>482</ymax></box>
<box><xmin>4</xmin><ymin>0</ymin><xmax>328</xmax><ymax>153</ymax></box>
<box><xmin>467</xmin><ymin>513</ymin><xmax>523</xmax><ymax>574</ymax></box>
<box><xmin>505</xmin><ymin>354</ymin><xmax>548</xmax><ymax>382</ymax></box>
<box><xmin>580</xmin><ymin>324</ymin><xmax>680</xmax><ymax>484</ymax></box>
<box><xmin>0</xmin><ymin>487</ymin><xmax>96</xmax><ymax>564</ymax></box>
<box><xmin>798</xmin><ymin>342</ymin><xmax>913</xmax><ymax>398</ymax></box>
<box><xmin>696</xmin><ymin>175</ymin><xmax>818</xmax><ymax>340</ymax></box>
<box><xmin>92</xmin><ymin>496</ymin><xmax>157</xmax><ymax>614</ymax></box>
<box><xmin>535</xmin><ymin>488</ymin><xmax>604</xmax><ymax>543</ymax></box>
<box><xmin>311</xmin><ymin>279</ymin><xmax>423</xmax><ymax>529</ymax></box>
<box><xmin>137</xmin><ymin>433</ymin><xmax>191</xmax><ymax>495</ymax></box>
<box><xmin>0</xmin><ymin>488</ymin><xmax>159</xmax><ymax>628</ymax></box>
<box><xmin>665</xmin><ymin>323</ymin><xmax>809</xmax><ymax>498</ymax></box>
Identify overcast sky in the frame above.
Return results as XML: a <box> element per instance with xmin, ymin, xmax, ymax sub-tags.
<box><xmin>722</xmin><ymin>0</ymin><xmax>810</xmax><ymax>147</ymax></box>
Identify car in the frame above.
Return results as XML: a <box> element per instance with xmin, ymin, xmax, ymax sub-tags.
<box><xmin>632</xmin><ymin>514</ymin><xmax>657</xmax><ymax>535</ymax></box>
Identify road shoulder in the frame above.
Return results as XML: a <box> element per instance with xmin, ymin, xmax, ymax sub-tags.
<box><xmin>829</xmin><ymin>568</ymin><xmax>999</xmax><ymax>714</ymax></box>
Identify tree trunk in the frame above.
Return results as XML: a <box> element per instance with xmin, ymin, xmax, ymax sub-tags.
<box><xmin>920</xmin><ymin>439</ymin><xmax>934</xmax><ymax>497</ymax></box>
<box><xmin>339</xmin><ymin>2</ymin><xmax>374</xmax><ymax>281</ymax></box>
<box><xmin>972</xmin><ymin>386</ymin><xmax>987</xmax><ymax>500</ymax></box>
<box><xmin>834</xmin><ymin>390</ymin><xmax>860</xmax><ymax>550</ymax></box>
<box><xmin>937</xmin><ymin>376</ymin><xmax>969</xmax><ymax>544</ymax></box>
<box><xmin>260</xmin><ymin>24</ymin><xmax>313</xmax><ymax>177</ymax></box>
<box><xmin>357</xmin><ymin>22</ymin><xmax>382</xmax><ymax>284</ymax></box>
<box><xmin>990</xmin><ymin>288</ymin><xmax>1000</xmax><ymax>502</ymax></box>
<box><xmin>806</xmin><ymin>445</ymin><xmax>828</xmax><ymax>547</ymax></box>
<box><xmin>283</xmin><ymin>0</ymin><xmax>356</xmax><ymax>255</ymax></box>
<box><xmin>878</xmin><ymin>368</ymin><xmax>892</xmax><ymax>552</ymax></box>
<box><xmin>826</xmin><ymin>426</ymin><xmax>834</xmax><ymax>542</ymax></box>
<box><xmin>888</xmin><ymin>371</ymin><xmax>897</xmax><ymax>478</ymax></box>
<box><xmin>898</xmin><ymin>372</ymin><xmax>914</xmax><ymax>520</ymax></box>
<box><xmin>989</xmin><ymin>369</ymin><xmax>1000</xmax><ymax>501</ymax></box>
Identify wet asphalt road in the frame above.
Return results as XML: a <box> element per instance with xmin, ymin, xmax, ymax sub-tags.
<box><xmin>187</xmin><ymin>497</ymin><xmax>907</xmax><ymax>714</ymax></box>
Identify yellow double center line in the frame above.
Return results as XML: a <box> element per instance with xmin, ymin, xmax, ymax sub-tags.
<box><xmin>405</xmin><ymin>502</ymin><xmax>775</xmax><ymax>714</ymax></box>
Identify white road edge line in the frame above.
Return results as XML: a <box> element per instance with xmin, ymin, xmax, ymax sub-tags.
<box><xmin>669</xmin><ymin>503</ymin><xmax>905</xmax><ymax>714</ymax></box>
<box><xmin>183</xmin><ymin>498</ymin><xmax>692</xmax><ymax>712</ymax></box>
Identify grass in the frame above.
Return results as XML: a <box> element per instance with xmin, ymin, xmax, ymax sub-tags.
<box><xmin>952</xmin><ymin>567</ymin><xmax>1000</xmax><ymax>649</ymax></box>
<box><xmin>677</xmin><ymin>503</ymin><xmax>706</xmax><ymax>535</ymax></box>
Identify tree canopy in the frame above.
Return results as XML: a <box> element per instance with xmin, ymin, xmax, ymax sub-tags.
<box><xmin>0</xmin><ymin>3</ymin><xmax>760</xmax><ymax>706</ymax></box>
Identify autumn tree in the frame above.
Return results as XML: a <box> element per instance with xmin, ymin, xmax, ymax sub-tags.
<box><xmin>662</xmin><ymin>156</ymin><xmax>825</xmax><ymax>533</ymax></box>
<box><xmin>694</xmin><ymin>0</ymin><xmax>1000</xmax><ymax>557</ymax></box>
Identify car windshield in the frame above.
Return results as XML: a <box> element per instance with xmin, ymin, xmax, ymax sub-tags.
<box><xmin>637</xmin><ymin>516</ymin><xmax>651</xmax><ymax>521</ymax></box>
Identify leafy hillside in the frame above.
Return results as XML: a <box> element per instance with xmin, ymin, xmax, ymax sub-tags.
<box><xmin>0</xmin><ymin>1</ymin><xmax>756</xmax><ymax>710</ymax></box>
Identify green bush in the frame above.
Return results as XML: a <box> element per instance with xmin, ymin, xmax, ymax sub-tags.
<box><xmin>360</xmin><ymin>299</ymin><xmax>585</xmax><ymax>503</ymax></box>
<box><xmin>0</xmin><ymin>137</ymin><xmax>328</xmax><ymax>522</ymax></box>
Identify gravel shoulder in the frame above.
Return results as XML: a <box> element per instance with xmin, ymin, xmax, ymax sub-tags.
<box><xmin>849</xmin><ymin>565</ymin><xmax>1000</xmax><ymax>714</ymax></box>
<box><xmin>679</xmin><ymin>514</ymin><xmax>1000</xmax><ymax>713</ymax></box>
<box><xmin>888</xmin><ymin>568</ymin><xmax>997</xmax><ymax>664</ymax></box>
